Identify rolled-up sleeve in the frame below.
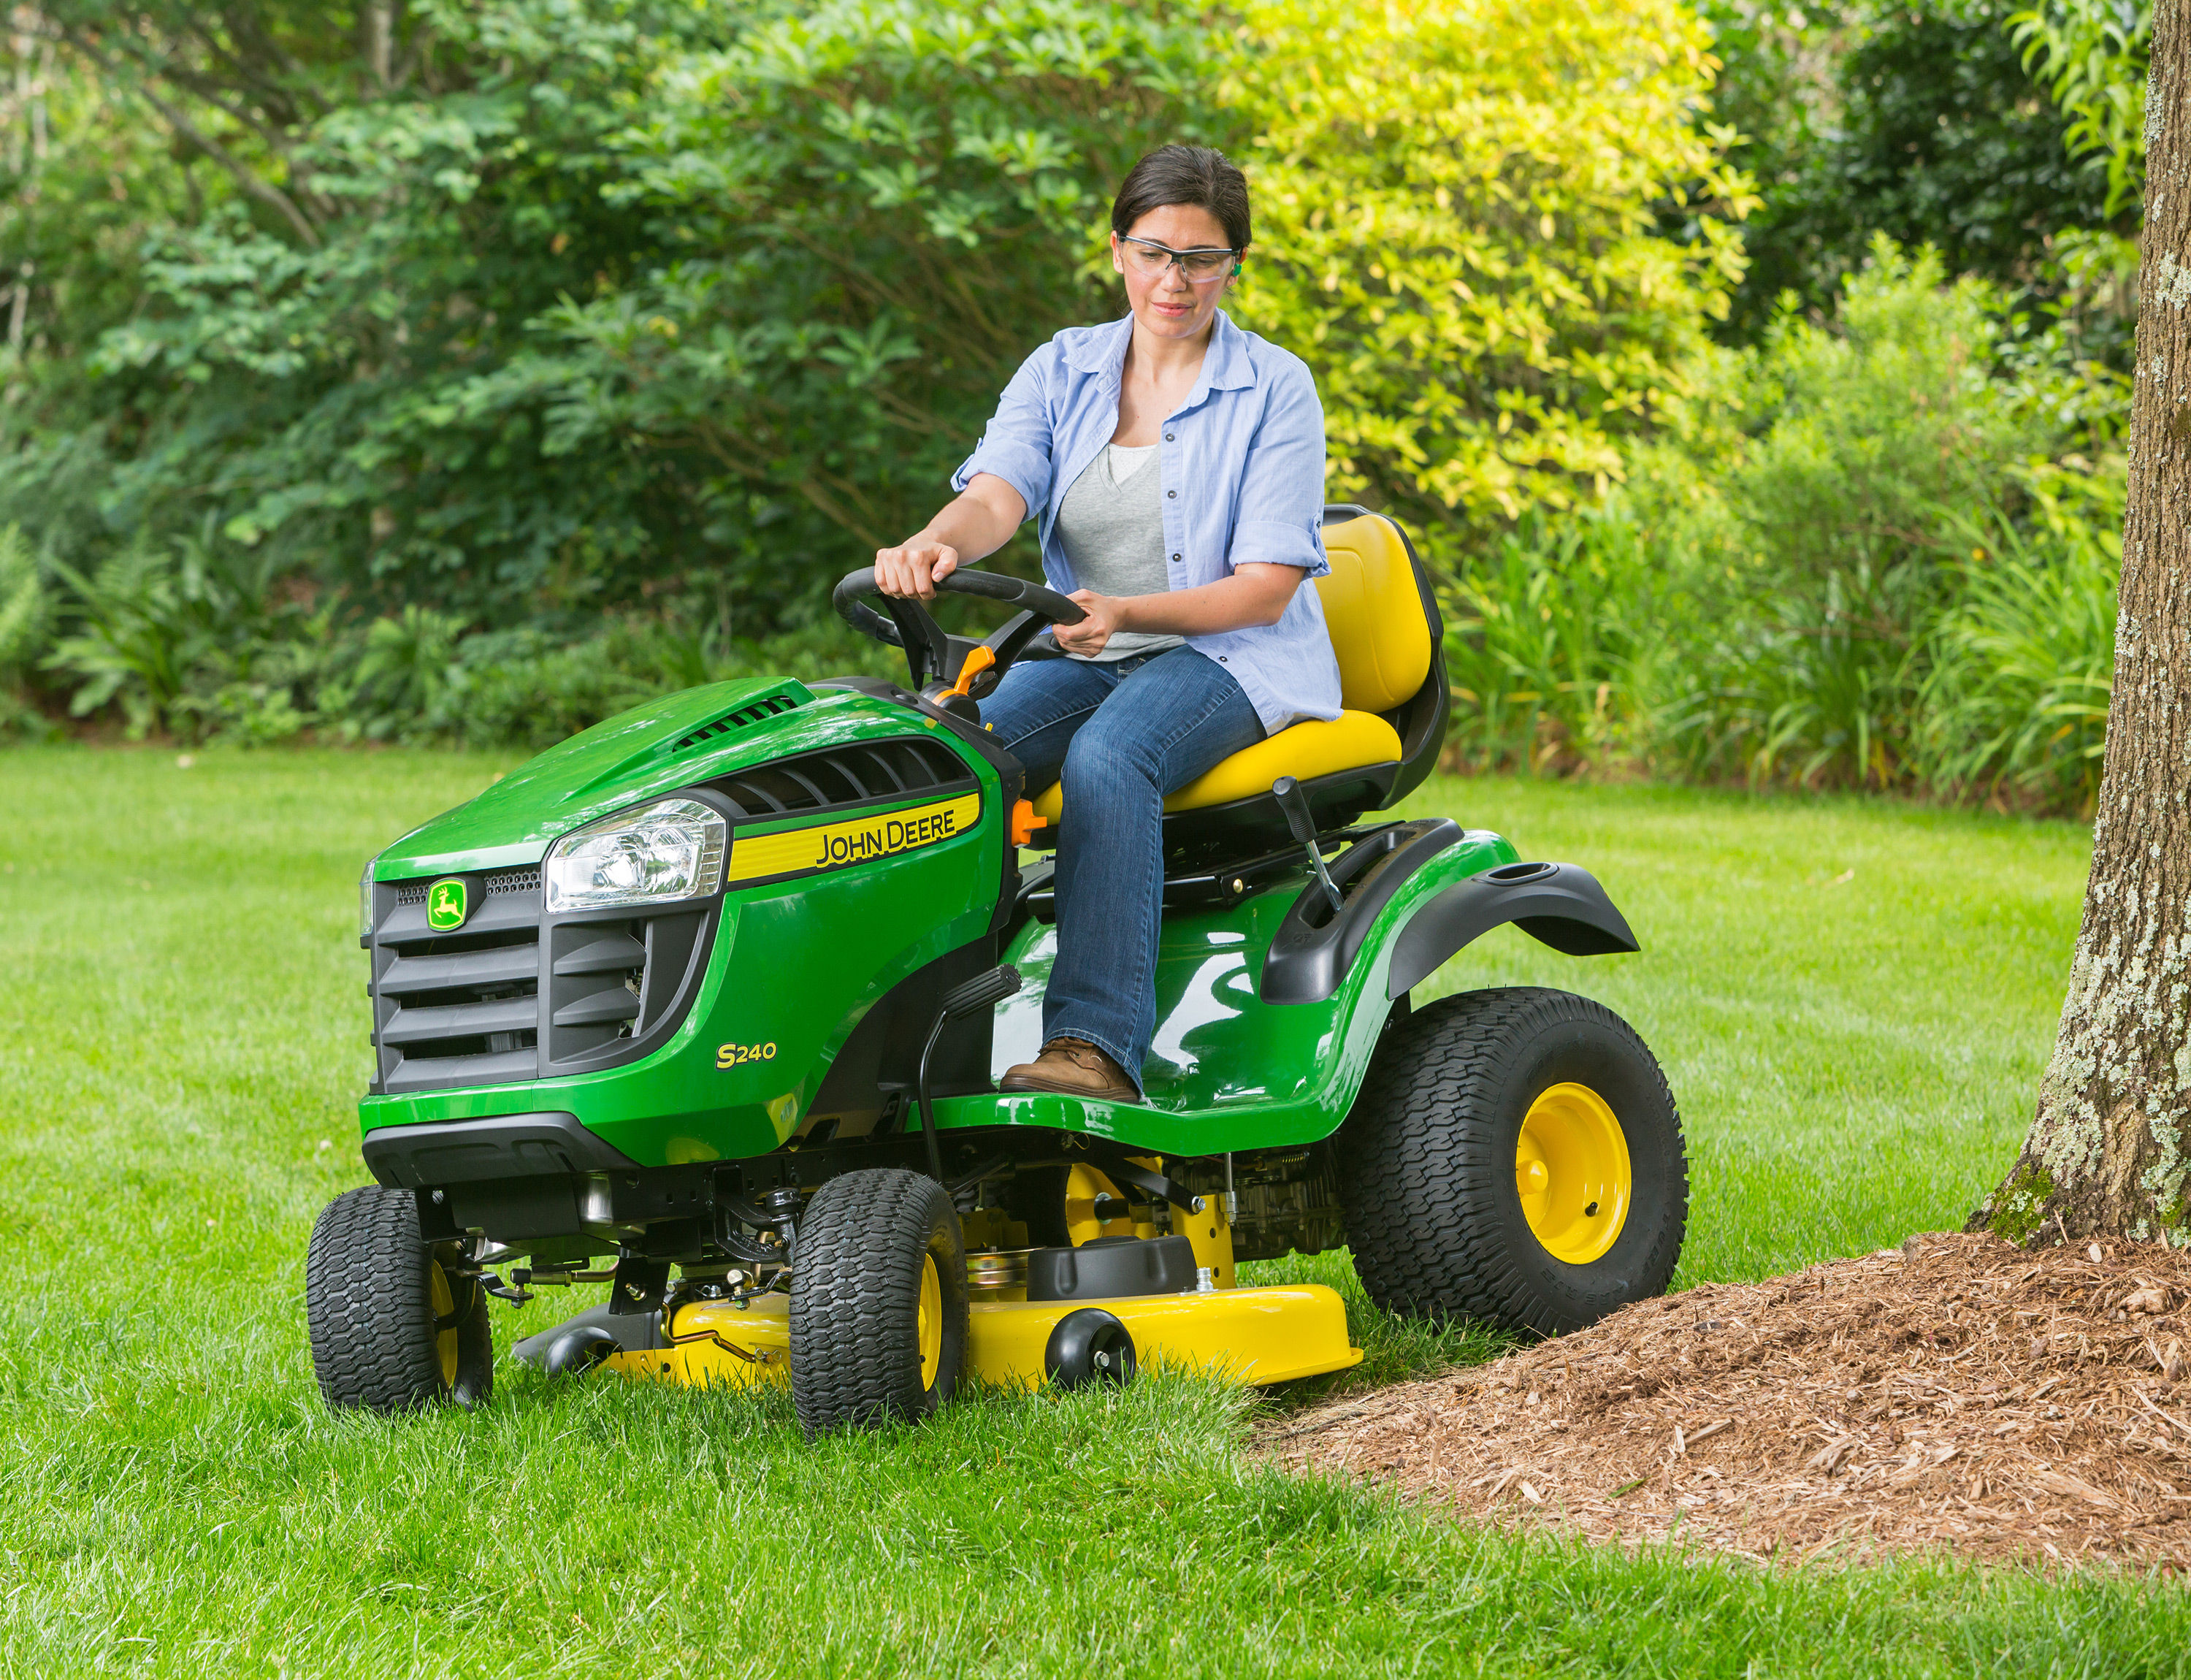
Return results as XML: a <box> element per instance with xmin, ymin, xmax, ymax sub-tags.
<box><xmin>1225</xmin><ymin>359</ymin><xmax>1328</xmax><ymax>576</ymax></box>
<box><xmin>951</xmin><ymin>345</ymin><xmax>1055</xmax><ymax>523</ymax></box>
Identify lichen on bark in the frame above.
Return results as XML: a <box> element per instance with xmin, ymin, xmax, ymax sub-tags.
<box><xmin>1986</xmin><ymin>1162</ymin><xmax>2058</xmax><ymax>1246</ymax></box>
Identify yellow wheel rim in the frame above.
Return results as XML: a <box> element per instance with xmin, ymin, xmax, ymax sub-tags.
<box><xmin>916</xmin><ymin>1253</ymin><xmax>943</xmax><ymax>1391</ymax></box>
<box><xmin>1515</xmin><ymin>1082</ymin><xmax>1632</xmax><ymax>1265</ymax></box>
<box><xmin>429</xmin><ymin>1260</ymin><xmax>459</xmax><ymax>1389</ymax></box>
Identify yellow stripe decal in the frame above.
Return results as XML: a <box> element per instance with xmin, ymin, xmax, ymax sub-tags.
<box><xmin>726</xmin><ymin>793</ymin><xmax>982</xmax><ymax>886</ymax></box>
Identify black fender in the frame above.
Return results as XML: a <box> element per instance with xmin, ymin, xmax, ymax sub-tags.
<box><xmin>1385</xmin><ymin>861</ymin><xmax>1638</xmax><ymax>999</ymax></box>
<box><xmin>1259</xmin><ymin>820</ymin><xmax>1463</xmax><ymax>1005</ymax></box>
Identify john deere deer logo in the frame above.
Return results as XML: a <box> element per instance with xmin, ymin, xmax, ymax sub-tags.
<box><xmin>426</xmin><ymin>878</ymin><xmax>469</xmax><ymax>931</ymax></box>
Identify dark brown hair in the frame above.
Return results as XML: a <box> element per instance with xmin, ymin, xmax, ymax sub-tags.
<box><xmin>1110</xmin><ymin>145</ymin><xmax>1251</xmax><ymax>251</ymax></box>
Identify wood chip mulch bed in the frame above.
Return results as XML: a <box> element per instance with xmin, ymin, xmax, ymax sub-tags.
<box><xmin>1266</xmin><ymin>1232</ymin><xmax>2191</xmax><ymax>1570</ymax></box>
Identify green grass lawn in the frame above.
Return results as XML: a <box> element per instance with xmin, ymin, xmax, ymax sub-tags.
<box><xmin>4</xmin><ymin>745</ymin><xmax>2179</xmax><ymax>1679</ymax></box>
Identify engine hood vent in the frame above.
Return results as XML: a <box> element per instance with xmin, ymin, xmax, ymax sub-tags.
<box><xmin>665</xmin><ymin>686</ymin><xmax>806</xmax><ymax>756</ymax></box>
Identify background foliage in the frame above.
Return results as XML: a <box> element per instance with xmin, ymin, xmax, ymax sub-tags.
<box><xmin>0</xmin><ymin>0</ymin><xmax>2158</xmax><ymax>815</ymax></box>
<box><xmin>1444</xmin><ymin>245</ymin><xmax>2122</xmax><ymax>815</ymax></box>
<box><xmin>1226</xmin><ymin>0</ymin><xmax>1752</xmax><ymax>526</ymax></box>
<box><xmin>1702</xmin><ymin>0</ymin><xmax>2135</xmax><ymax>348</ymax></box>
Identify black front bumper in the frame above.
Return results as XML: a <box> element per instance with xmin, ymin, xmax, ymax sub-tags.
<box><xmin>362</xmin><ymin>1110</ymin><xmax>638</xmax><ymax>1188</ymax></box>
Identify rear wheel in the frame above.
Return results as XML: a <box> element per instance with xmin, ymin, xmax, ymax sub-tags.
<box><xmin>1339</xmin><ymin>987</ymin><xmax>1686</xmax><ymax>1335</ymax></box>
<box><xmin>791</xmin><ymin>1169</ymin><xmax>968</xmax><ymax>1434</ymax></box>
<box><xmin>306</xmin><ymin>1185</ymin><xmax>492</xmax><ymax>1412</ymax></box>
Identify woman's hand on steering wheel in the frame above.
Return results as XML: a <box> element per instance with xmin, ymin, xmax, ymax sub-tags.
<box><xmin>1055</xmin><ymin>589</ymin><xmax>1123</xmax><ymax>658</ymax></box>
<box><xmin>833</xmin><ymin>558</ymin><xmax>1088</xmax><ymax>698</ymax></box>
<box><xmin>874</xmin><ymin>539</ymin><xmax>960</xmax><ymax>603</ymax></box>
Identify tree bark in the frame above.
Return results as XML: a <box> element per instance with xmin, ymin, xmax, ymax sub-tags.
<box><xmin>362</xmin><ymin>3</ymin><xmax>393</xmax><ymax>90</ymax></box>
<box><xmin>1974</xmin><ymin>0</ymin><xmax>2191</xmax><ymax>1245</ymax></box>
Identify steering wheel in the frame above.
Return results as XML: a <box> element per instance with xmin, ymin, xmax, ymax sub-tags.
<box><xmin>831</xmin><ymin>566</ymin><xmax>1088</xmax><ymax>715</ymax></box>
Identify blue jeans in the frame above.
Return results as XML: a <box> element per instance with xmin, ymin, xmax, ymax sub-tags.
<box><xmin>979</xmin><ymin>646</ymin><xmax>1265</xmax><ymax>1093</ymax></box>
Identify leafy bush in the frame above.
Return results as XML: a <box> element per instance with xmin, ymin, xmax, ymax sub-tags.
<box><xmin>2013</xmin><ymin>0</ymin><xmax>2149</xmax><ymax>217</ymax></box>
<box><xmin>0</xmin><ymin>527</ymin><xmax>47</xmax><ymax>670</ymax></box>
<box><xmin>0</xmin><ymin>525</ymin><xmax>53</xmax><ymax>740</ymax></box>
<box><xmin>1705</xmin><ymin>0</ymin><xmax>2130</xmax><ymax>343</ymax></box>
<box><xmin>3</xmin><ymin>0</ymin><xmax>1219</xmax><ymax>638</ymax></box>
<box><xmin>42</xmin><ymin>530</ymin><xmax>326</xmax><ymax>742</ymax></box>
<box><xmin>1912</xmin><ymin>465</ymin><xmax>2119</xmax><ymax>812</ymax></box>
<box><xmin>530</xmin><ymin>0</ymin><xmax>1216</xmax><ymax>570</ymax></box>
<box><xmin>1440</xmin><ymin>241</ymin><xmax>2122</xmax><ymax>814</ymax></box>
<box><xmin>1732</xmin><ymin>243</ymin><xmax>2069</xmax><ymax>574</ymax></box>
<box><xmin>1441</xmin><ymin>508</ymin><xmax>1675</xmax><ymax>775</ymax></box>
<box><xmin>1227</xmin><ymin>0</ymin><xmax>1753</xmax><ymax>529</ymax></box>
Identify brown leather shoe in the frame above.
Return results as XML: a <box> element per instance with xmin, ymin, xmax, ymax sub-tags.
<box><xmin>998</xmin><ymin>1037</ymin><xmax>1139</xmax><ymax>1101</ymax></box>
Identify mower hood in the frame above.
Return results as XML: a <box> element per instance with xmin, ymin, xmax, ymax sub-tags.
<box><xmin>372</xmin><ymin>677</ymin><xmax>822</xmax><ymax>877</ymax></box>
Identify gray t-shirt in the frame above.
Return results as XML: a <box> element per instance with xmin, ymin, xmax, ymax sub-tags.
<box><xmin>1053</xmin><ymin>443</ymin><xmax>1184</xmax><ymax>662</ymax></box>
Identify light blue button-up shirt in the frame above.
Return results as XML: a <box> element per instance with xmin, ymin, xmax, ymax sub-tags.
<box><xmin>951</xmin><ymin>310</ymin><xmax>1342</xmax><ymax>734</ymax></box>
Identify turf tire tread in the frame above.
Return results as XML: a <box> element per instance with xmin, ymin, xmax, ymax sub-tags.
<box><xmin>1339</xmin><ymin>987</ymin><xmax>1686</xmax><ymax>1336</ymax></box>
<box><xmin>790</xmin><ymin>1168</ymin><xmax>966</xmax><ymax>1435</ymax></box>
<box><xmin>305</xmin><ymin>1185</ymin><xmax>491</xmax><ymax>1413</ymax></box>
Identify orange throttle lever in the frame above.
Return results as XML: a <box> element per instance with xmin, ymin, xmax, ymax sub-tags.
<box><xmin>947</xmin><ymin>644</ymin><xmax>996</xmax><ymax>701</ymax></box>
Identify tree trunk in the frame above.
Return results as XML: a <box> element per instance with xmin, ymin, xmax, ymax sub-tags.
<box><xmin>1974</xmin><ymin>0</ymin><xmax>2191</xmax><ymax>1246</ymax></box>
<box><xmin>363</xmin><ymin>4</ymin><xmax>394</xmax><ymax>90</ymax></box>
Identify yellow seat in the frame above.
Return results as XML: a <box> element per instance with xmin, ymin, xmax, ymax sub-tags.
<box><xmin>1031</xmin><ymin>513</ymin><xmax>1433</xmax><ymax>822</ymax></box>
<box><xmin>1032</xmin><ymin>709</ymin><xmax>1403</xmax><ymax>820</ymax></box>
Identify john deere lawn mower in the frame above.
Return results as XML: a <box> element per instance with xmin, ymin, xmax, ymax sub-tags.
<box><xmin>306</xmin><ymin>507</ymin><xmax>1688</xmax><ymax>1432</ymax></box>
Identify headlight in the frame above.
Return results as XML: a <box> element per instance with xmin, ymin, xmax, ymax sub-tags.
<box><xmin>544</xmin><ymin>797</ymin><xmax>727</xmax><ymax>914</ymax></box>
<box><xmin>360</xmin><ymin>856</ymin><xmax>378</xmax><ymax>940</ymax></box>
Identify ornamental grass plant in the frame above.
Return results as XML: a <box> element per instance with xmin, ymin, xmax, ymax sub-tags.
<box><xmin>1436</xmin><ymin>243</ymin><xmax>2127</xmax><ymax>817</ymax></box>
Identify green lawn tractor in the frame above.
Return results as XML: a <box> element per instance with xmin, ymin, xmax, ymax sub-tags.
<box><xmin>306</xmin><ymin>507</ymin><xmax>1689</xmax><ymax>1432</ymax></box>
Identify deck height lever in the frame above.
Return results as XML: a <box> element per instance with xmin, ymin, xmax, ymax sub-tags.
<box><xmin>1272</xmin><ymin>776</ymin><xmax>1344</xmax><ymax>919</ymax></box>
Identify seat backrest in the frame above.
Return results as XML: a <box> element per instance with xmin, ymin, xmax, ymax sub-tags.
<box><xmin>1315</xmin><ymin>514</ymin><xmax>1434</xmax><ymax>715</ymax></box>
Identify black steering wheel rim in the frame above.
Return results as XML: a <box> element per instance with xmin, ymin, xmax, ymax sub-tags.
<box><xmin>831</xmin><ymin>566</ymin><xmax>1087</xmax><ymax>694</ymax></box>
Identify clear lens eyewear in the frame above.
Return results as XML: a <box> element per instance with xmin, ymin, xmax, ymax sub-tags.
<box><xmin>1119</xmin><ymin>236</ymin><xmax>1237</xmax><ymax>283</ymax></box>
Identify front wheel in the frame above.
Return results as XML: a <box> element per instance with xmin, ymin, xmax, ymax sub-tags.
<box><xmin>306</xmin><ymin>1185</ymin><xmax>493</xmax><ymax>1412</ymax></box>
<box><xmin>790</xmin><ymin>1169</ymin><xmax>968</xmax><ymax>1435</ymax></box>
<box><xmin>1338</xmin><ymin>987</ymin><xmax>1687</xmax><ymax>1335</ymax></box>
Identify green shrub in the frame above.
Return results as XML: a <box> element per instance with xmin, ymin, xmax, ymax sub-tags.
<box><xmin>1912</xmin><ymin>464</ymin><xmax>2119</xmax><ymax>814</ymax></box>
<box><xmin>1703</xmin><ymin>0</ymin><xmax>2132</xmax><ymax>345</ymax></box>
<box><xmin>7</xmin><ymin>0</ymin><xmax>1218</xmax><ymax>638</ymax></box>
<box><xmin>25</xmin><ymin>514</ymin><xmax>933</xmax><ymax>750</ymax></box>
<box><xmin>39</xmin><ymin>530</ymin><xmax>329</xmax><ymax>743</ymax></box>
<box><xmin>2012</xmin><ymin>0</ymin><xmax>2151</xmax><ymax>218</ymax></box>
<box><xmin>1442</xmin><ymin>508</ymin><xmax>1668</xmax><ymax>775</ymax></box>
<box><xmin>1439</xmin><ymin>240</ymin><xmax>2124</xmax><ymax>814</ymax></box>
<box><xmin>1731</xmin><ymin>243</ymin><xmax>2065</xmax><ymax>582</ymax></box>
<box><xmin>316</xmin><ymin>607</ymin><xmax>470</xmax><ymax>744</ymax></box>
<box><xmin>1227</xmin><ymin>0</ymin><xmax>1753</xmax><ymax>530</ymax></box>
<box><xmin>0</xmin><ymin>524</ymin><xmax>53</xmax><ymax>741</ymax></box>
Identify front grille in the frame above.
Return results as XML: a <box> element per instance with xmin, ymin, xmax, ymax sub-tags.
<box><xmin>372</xmin><ymin>881</ymin><xmax>546</xmax><ymax>1093</ymax></box>
<box><xmin>369</xmin><ymin>877</ymin><xmax>716</xmax><ymax>1096</ymax></box>
<box><xmin>709</xmin><ymin>739</ymin><xmax>970</xmax><ymax>820</ymax></box>
<box><xmin>394</xmin><ymin>867</ymin><xmax>540</xmax><ymax>907</ymax></box>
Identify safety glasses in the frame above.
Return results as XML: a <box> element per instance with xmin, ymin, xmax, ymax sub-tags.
<box><xmin>1117</xmin><ymin>235</ymin><xmax>1239</xmax><ymax>284</ymax></box>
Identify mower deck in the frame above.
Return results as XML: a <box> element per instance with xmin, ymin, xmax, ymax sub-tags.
<box><xmin>520</xmin><ymin>1284</ymin><xmax>1362</xmax><ymax>1392</ymax></box>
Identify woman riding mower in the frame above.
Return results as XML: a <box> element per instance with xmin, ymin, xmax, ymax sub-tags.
<box><xmin>872</xmin><ymin>144</ymin><xmax>1341</xmax><ymax>1104</ymax></box>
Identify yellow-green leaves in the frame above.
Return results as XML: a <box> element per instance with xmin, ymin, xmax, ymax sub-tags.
<box><xmin>1222</xmin><ymin>0</ymin><xmax>1756</xmax><ymax>532</ymax></box>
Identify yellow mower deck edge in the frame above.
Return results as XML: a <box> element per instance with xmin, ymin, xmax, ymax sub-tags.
<box><xmin>597</xmin><ymin>1283</ymin><xmax>1361</xmax><ymax>1391</ymax></box>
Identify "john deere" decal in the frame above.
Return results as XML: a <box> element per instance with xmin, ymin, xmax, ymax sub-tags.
<box><xmin>725</xmin><ymin>793</ymin><xmax>980</xmax><ymax>888</ymax></box>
